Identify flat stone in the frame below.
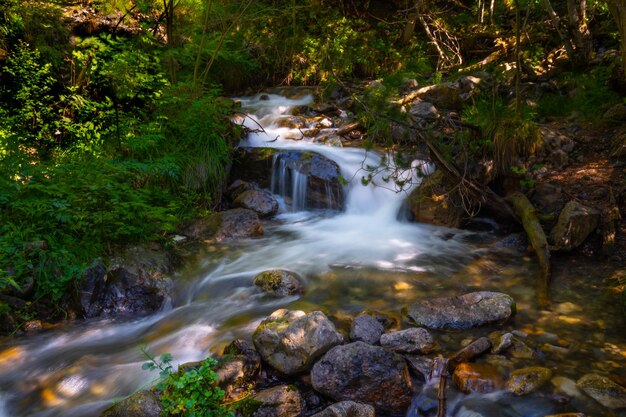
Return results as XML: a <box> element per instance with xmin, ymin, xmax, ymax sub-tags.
<box><xmin>406</xmin><ymin>291</ymin><xmax>515</xmax><ymax>330</ymax></box>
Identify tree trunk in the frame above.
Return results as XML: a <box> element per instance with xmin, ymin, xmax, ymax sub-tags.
<box><xmin>566</xmin><ymin>0</ymin><xmax>592</xmax><ymax>61</ymax></box>
<box><xmin>542</xmin><ymin>0</ymin><xmax>577</xmax><ymax>62</ymax></box>
<box><xmin>505</xmin><ymin>192</ymin><xmax>551</xmax><ymax>308</ymax></box>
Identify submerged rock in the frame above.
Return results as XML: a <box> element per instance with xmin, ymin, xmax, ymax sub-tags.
<box><xmin>100</xmin><ymin>390</ymin><xmax>161</xmax><ymax>417</ymax></box>
<box><xmin>379</xmin><ymin>328</ymin><xmax>435</xmax><ymax>354</ymax></box>
<box><xmin>350</xmin><ymin>314</ymin><xmax>385</xmax><ymax>345</ymax></box>
<box><xmin>310</xmin><ymin>401</ymin><xmax>375</xmax><ymax>417</ymax></box>
<box><xmin>253</xmin><ymin>270</ymin><xmax>304</xmax><ymax>297</ymax></box>
<box><xmin>233</xmin><ymin>189</ymin><xmax>279</xmax><ymax>218</ymax></box>
<box><xmin>549</xmin><ymin>201</ymin><xmax>600</xmax><ymax>251</ymax></box>
<box><xmin>310</xmin><ymin>341</ymin><xmax>413</xmax><ymax>415</ymax></box>
<box><xmin>405</xmin><ymin>291</ymin><xmax>515</xmax><ymax>330</ymax></box>
<box><xmin>506</xmin><ymin>366</ymin><xmax>552</xmax><ymax>395</ymax></box>
<box><xmin>577</xmin><ymin>373</ymin><xmax>626</xmax><ymax>409</ymax></box>
<box><xmin>252</xmin><ymin>309</ymin><xmax>343</xmax><ymax>375</ymax></box>
<box><xmin>452</xmin><ymin>363</ymin><xmax>505</xmax><ymax>394</ymax></box>
<box><xmin>251</xmin><ymin>385</ymin><xmax>303</xmax><ymax>417</ymax></box>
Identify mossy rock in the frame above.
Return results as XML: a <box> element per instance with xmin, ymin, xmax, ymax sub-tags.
<box><xmin>100</xmin><ymin>390</ymin><xmax>162</xmax><ymax>417</ymax></box>
<box><xmin>253</xmin><ymin>269</ymin><xmax>304</xmax><ymax>297</ymax></box>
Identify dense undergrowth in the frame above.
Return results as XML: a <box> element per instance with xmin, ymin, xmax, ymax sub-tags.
<box><xmin>1</xmin><ymin>0</ymin><xmax>625</xmax><ymax>326</ymax></box>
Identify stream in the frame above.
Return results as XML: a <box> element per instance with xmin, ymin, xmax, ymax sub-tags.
<box><xmin>0</xmin><ymin>90</ymin><xmax>625</xmax><ymax>417</ymax></box>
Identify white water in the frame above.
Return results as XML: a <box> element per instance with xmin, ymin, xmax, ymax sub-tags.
<box><xmin>0</xmin><ymin>92</ymin><xmax>485</xmax><ymax>417</ymax></box>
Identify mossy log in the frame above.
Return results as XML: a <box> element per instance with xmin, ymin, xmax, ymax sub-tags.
<box><xmin>505</xmin><ymin>191</ymin><xmax>550</xmax><ymax>307</ymax></box>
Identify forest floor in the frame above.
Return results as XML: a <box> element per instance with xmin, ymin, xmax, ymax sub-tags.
<box><xmin>536</xmin><ymin>119</ymin><xmax>626</xmax><ymax>261</ymax></box>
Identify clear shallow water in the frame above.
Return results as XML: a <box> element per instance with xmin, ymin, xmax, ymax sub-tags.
<box><xmin>0</xmin><ymin>92</ymin><xmax>625</xmax><ymax>417</ymax></box>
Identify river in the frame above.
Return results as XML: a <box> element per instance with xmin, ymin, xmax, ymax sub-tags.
<box><xmin>0</xmin><ymin>90</ymin><xmax>625</xmax><ymax>417</ymax></box>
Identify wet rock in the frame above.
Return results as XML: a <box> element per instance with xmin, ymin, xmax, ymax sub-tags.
<box><xmin>100</xmin><ymin>390</ymin><xmax>161</xmax><ymax>417</ymax></box>
<box><xmin>183</xmin><ymin>208</ymin><xmax>263</xmax><ymax>242</ymax></box>
<box><xmin>310</xmin><ymin>401</ymin><xmax>375</xmax><ymax>417</ymax></box>
<box><xmin>406</xmin><ymin>291</ymin><xmax>515</xmax><ymax>330</ymax></box>
<box><xmin>409</xmin><ymin>100</ymin><xmax>439</xmax><ymax>120</ymax></box>
<box><xmin>405</xmin><ymin>356</ymin><xmax>434</xmax><ymax>382</ymax></box>
<box><xmin>310</xmin><ymin>341</ymin><xmax>413</xmax><ymax>415</ymax></box>
<box><xmin>508</xmin><ymin>337</ymin><xmax>537</xmax><ymax>359</ymax></box>
<box><xmin>79</xmin><ymin>246</ymin><xmax>173</xmax><ymax>319</ymax></box>
<box><xmin>506</xmin><ymin>367</ymin><xmax>552</xmax><ymax>395</ymax></box>
<box><xmin>379</xmin><ymin>328</ymin><xmax>435</xmax><ymax>354</ymax></box>
<box><xmin>551</xmin><ymin>376</ymin><xmax>582</xmax><ymax>398</ymax></box>
<box><xmin>227</xmin><ymin>179</ymin><xmax>257</xmax><ymax>200</ymax></box>
<box><xmin>406</xmin><ymin>170</ymin><xmax>465</xmax><ymax>228</ymax></box>
<box><xmin>576</xmin><ymin>373</ymin><xmax>626</xmax><ymax>409</ymax></box>
<box><xmin>448</xmin><ymin>337</ymin><xmax>492</xmax><ymax>368</ymax></box>
<box><xmin>549</xmin><ymin>201</ymin><xmax>600</xmax><ymax>251</ymax></box>
<box><xmin>274</xmin><ymin>151</ymin><xmax>344</xmax><ymax>210</ymax></box>
<box><xmin>350</xmin><ymin>314</ymin><xmax>384</xmax><ymax>344</ymax></box>
<box><xmin>253</xmin><ymin>270</ymin><xmax>304</xmax><ymax>297</ymax></box>
<box><xmin>452</xmin><ymin>363</ymin><xmax>505</xmax><ymax>394</ymax></box>
<box><xmin>489</xmin><ymin>332</ymin><xmax>514</xmax><ymax>354</ymax></box>
<box><xmin>251</xmin><ymin>385</ymin><xmax>303</xmax><ymax>417</ymax></box>
<box><xmin>216</xmin><ymin>340</ymin><xmax>261</xmax><ymax>400</ymax></box>
<box><xmin>252</xmin><ymin>309</ymin><xmax>343</xmax><ymax>375</ymax></box>
<box><xmin>233</xmin><ymin>189</ymin><xmax>279</xmax><ymax>218</ymax></box>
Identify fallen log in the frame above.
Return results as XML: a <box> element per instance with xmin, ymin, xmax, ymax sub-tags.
<box><xmin>505</xmin><ymin>191</ymin><xmax>551</xmax><ymax>307</ymax></box>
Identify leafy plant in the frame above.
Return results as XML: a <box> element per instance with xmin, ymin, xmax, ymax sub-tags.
<box><xmin>142</xmin><ymin>351</ymin><xmax>233</xmax><ymax>417</ymax></box>
<box><xmin>464</xmin><ymin>93</ymin><xmax>540</xmax><ymax>176</ymax></box>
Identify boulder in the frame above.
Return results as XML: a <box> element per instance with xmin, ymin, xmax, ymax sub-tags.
<box><xmin>576</xmin><ymin>373</ymin><xmax>626</xmax><ymax>409</ymax></box>
<box><xmin>379</xmin><ymin>328</ymin><xmax>435</xmax><ymax>354</ymax></box>
<box><xmin>79</xmin><ymin>246</ymin><xmax>173</xmax><ymax>319</ymax></box>
<box><xmin>349</xmin><ymin>314</ymin><xmax>385</xmax><ymax>345</ymax></box>
<box><xmin>252</xmin><ymin>309</ymin><xmax>343</xmax><ymax>375</ymax></box>
<box><xmin>549</xmin><ymin>201</ymin><xmax>600</xmax><ymax>251</ymax></box>
<box><xmin>531</xmin><ymin>183</ymin><xmax>565</xmax><ymax>224</ymax></box>
<box><xmin>183</xmin><ymin>209</ymin><xmax>263</xmax><ymax>242</ymax></box>
<box><xmin>406</xmin><ymin>170</ymin><xmax>465</xmax><ymax>228</ymax></box>
<box><xmin>506</xmin><ymin>367</ymin><xmax>552</xmax><ymax>395</ymax></box>
<box><xmin>231</xmin><ymin>148</ymin><xmax>344</xmax><ymax>210</ymax></box>
<box><xmin>310</xmin><ymin>401</ymin><xmax>375</xmax><ymax>417</ymax></box>
<box><xmin>233</xmin><ymin>189</ymin><xmax>279</xmax><ymax>217</ymax></box>
<box><xmin>405</xmin><ymin>291</ymin><xmax>515</xmax><ymax>330</ymax></box>
<box><xmin>412</xmin><ymin>74</ymin><xmax>489</xmax><ymax>110</ymax></box>
<box><xmin>253</xmin><ymin>270</ymin><xmax>305</xmax><ymax>297</ymax></box>
<box><xmin>227</xmin><ymin>179</ymin><xmax>257</xmax><ymax>200</ymax></box>
<box><xmin>251</xmin><ymin>385</ymin><xmax>303</xmax><ymax>417</ymax></box>
<box><xmin>100</xmin><ymin>390</ymin><xmax>162</xmax><ymax>417</ymax></box>
<box><xmin>310</xmin><ymin>341</ymin><xmax>413</xmax><ymax>415</ymax></box>
<box><xmin>452</xmin><ymin>363</ymin><xmax>505</xmax><ymax>394</ymax></box>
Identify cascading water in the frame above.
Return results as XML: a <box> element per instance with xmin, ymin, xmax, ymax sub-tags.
<box><xmin>0</xmin><ymin>89</ymin><xmax>624</xmax><ymax>417</ymax></box>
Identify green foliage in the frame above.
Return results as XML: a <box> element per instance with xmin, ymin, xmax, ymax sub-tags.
<box><xmin>1</xmin><ymin>41</ymin><xmax>56</xmax><ymax>149</ymax></box>
<box><xmin>536</xmin><ymin>67</ymin><xmax>621</xmax><ymax>121</ymax></box>
<box><xmin>464</xmin><ymin>93</ymin><xmax>541</xmax><ymax>176</ymax></box>
<box><xmin>142</xmin><ymin>351</ymin><xmax>233</xmax><ymax>417</ymax></box>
